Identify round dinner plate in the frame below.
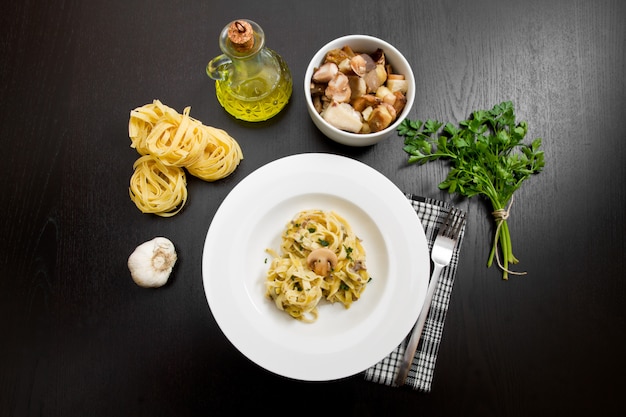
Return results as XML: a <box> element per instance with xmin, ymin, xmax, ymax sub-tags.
<box><xmin>202</xmin><ymin>153</ymin><xmax>429</xmax><ymax>381</ymax></box>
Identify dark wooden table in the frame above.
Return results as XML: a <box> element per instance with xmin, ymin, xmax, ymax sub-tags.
<box><xmin>2</xmin><ymin>0</ymin><xmax>624</xmax><ymax>415</ymax></box>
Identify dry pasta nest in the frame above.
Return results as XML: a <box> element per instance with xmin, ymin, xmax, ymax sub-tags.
<box><xmin>128</xmin><ymin>100</ymin><xmax>243</xmax><ymax>217</ymax></box>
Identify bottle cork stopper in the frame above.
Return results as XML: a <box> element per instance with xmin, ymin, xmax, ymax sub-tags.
<box><xmin>228</xmin><ymin>20</ymin><xmax>254</xmax><ymax>52</ymax></box>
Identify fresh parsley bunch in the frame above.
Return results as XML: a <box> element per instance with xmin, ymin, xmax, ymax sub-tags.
<box><xmin>399</xmin><ymin>101</ymin><xmax>544</xmax><ymax>279</ymax></box>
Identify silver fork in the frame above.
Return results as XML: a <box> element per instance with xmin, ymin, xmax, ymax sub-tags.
<box><xmin>394</xmin><ymin>207</ymin><xmax>465</xmax><ymax>387</ymax></box>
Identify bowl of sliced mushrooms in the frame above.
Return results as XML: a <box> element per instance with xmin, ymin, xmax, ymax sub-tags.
<box><xmin>304</xmin><ymin>35</ymin><xmax>415</xmax><ymax>147</ymax></box>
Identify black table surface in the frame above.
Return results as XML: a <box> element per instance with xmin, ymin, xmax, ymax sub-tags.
<box><xmin>2</xmin><ymin>0</ymin><xmax>625</xmax><ymax>416</ymax></box>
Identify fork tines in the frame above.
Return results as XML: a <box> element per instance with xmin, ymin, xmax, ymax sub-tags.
<box><xmin>439</xmin><ymin>208</ymin><xmax>465</xmax><ymax>239</ymax></box>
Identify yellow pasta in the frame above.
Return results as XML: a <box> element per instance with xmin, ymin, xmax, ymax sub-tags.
<box><xmin>129</xmin><ymin>155</ymin><xmax>187</xmax><ymax>217</ymax></box>
<box><xmin>127</xmin><ymin>99</ymin><xmax>244</xmax><ymax>215</ymax></box>
<box><xmin>128</xmin><ymin>99</ymin><xmax>243</xmax><ymax>175</ymax></box>
<box><xmin>186</xmin><ymin>126</ymin><xmax>243</xmax><ymax>181</ymax></box>
<box><xmin>265</xmin><ymin>209</ymin><xmax>370</xmax><ymax>323</ymax></box>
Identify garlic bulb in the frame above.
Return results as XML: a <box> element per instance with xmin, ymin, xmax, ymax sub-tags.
<box><xmin>128</xmin><ymin>237</ymin><xmax>177</xmax><ymax>288</ymax></box>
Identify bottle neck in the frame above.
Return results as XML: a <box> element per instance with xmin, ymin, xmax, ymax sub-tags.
<box><xmin>219</xmin><ymin>19</ymin><xmax>265</xmax><ymax>59</ymax></box>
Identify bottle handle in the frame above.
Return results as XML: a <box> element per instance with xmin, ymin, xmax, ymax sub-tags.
<box><xmin>206</xmin><ymin>54</ymin><xmax>232</xmax><ymax>81</ymax></box>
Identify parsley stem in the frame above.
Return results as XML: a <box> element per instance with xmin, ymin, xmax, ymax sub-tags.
<box><xmin>487</xmin><ymin>201</ymin><xmax>522</xmax><ymax>280</ymax></box>
<box><xmin>501</xmin><ymin>222</ymin><xmax>510</xmax><ymax>280</ymax></box>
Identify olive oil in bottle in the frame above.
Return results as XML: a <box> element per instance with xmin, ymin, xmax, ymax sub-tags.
<box><xmin>207</xmin><ymin>19</ymin><xmax>292</xmax><ymax>122</ymax></box>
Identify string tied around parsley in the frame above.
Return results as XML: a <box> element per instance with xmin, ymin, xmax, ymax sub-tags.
<box><xmin>491</xmin><ymin>196</ymin><xmax>526</xmax><ymax>277</ymax></box>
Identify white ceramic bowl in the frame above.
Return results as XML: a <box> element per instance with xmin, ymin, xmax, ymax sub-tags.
<box><xmin>304</xmin><ymin>35</ymin><xmax>415</xmax><ymax>147</ymax></box>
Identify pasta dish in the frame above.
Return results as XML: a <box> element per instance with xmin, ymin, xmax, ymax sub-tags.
<box><xmin>265</xmin><ymin>209</ymin><xmax>370</xmax><ymax>323</ymax></box>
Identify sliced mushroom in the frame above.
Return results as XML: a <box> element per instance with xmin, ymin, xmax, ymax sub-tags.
<box><xmin>312</xmin><ymin>62</ymin><xmax>339</xmax><ymax>83</ymax></box>
<box><xmin>351</xmin><ymin>94</ymin><xmax>380</xmax><ymax>112</ymax></box>
<box><xmin>324</xmin><ymin>48</ymin><xmax>352</xmax><ymax>65</ymax></box>
<box><xmin>341</xmin><ymin>45</ymin><xmax>356</xmax><ymax>58</ymax></box>
<box><xmin>313</xmin><ymin>95</ymin><xmax>323</xmax><ymax>113</ymax></box>
<box><xmin>370</xmin><ymin>48</ymin><xmax>385</xmax><ymax>66</ymax></box>
<box><xmin>382</xmin><ymin>94</ymin><xmax>396</xmax><ymax>107</ymax></box>
<box><xmin>391</xmin><ymin>91</ymin><xmax>407</xmax><ymax>115</ymax></box>
<box><xmin>363</xmin><ymin>64</ymin><xmax>388</xmax><ymax>93</ymax></box>
<box><xmin>361</xmin><ymin>105</ymin><xmax>374</xmax><ymax>122</ymax></box>
<box><xmin>321</xmin><ymin>102</ymin><xmax>363</xmax><ymax>133</ymax></box>
<box><xmin>368</xmin><ymin>102</ymin><xmax>397</xmax><ymax>132</ymax></box>
<box><xmin>375</xmin><ymin>85</ymin><xmax>394</xmax><ymax>101</ymax></box>
<box><xmin>350</xmin><ymin>53</ymin><xmax>376</xmax><ymax>76</ymax></box>
<box><xmin>317</xmin><ymin>94</ymin><xmax>331</xmax><ymax>114</ymax></box>
<box><xmin>352</xmin><ymin>259</ymin><xmax>366</xmax><ymax>272</ymax></box>
<box><xmin>337</xmin><ymin>58</ymin><xmax>353</xmax><ymax>75</ymax></box>
<box><xmin>307</xmin><ymin>248</ymin><xmax>338</xmax><ymax>276</ymax></box>
<box><xmin>347</xmin><ymin>75</ymin><xmax>366</xmax><ymax>100</ymax></box>
<box><xmin>387</xmin><ymin>73</ymin><xmax>405</xmax><ymax>80</ymax></box>
<box><xmin>310</xmin><ymin>82</ymin><xmax>325</xmax><ymax>96</ymax></box>
<box><xmin>386</xmin><ymin>77</ymin><xmax>409</xmax><ymax>94</ymax></box>
<box><xmin>325</xmin><ymin>72</ymin><xmax>351</xmax><ymax>103</ymax></box>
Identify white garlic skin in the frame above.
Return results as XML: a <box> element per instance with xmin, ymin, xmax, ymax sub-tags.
<box><xmin>128</xmin><ymin>237</ymin><xmax>177</xmax><ymax>288</ymax></box>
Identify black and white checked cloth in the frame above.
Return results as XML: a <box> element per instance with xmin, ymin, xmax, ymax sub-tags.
<box><xmin>363</xmin><ymin>194</ymin><xmax>467</xmax><ymax>392</ymax></box>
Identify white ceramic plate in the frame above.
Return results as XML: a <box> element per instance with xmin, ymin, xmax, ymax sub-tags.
<box><xmin>202</xmin><ymin>153</ymin><xmax>429</xmax><ymax>381</ymax></box>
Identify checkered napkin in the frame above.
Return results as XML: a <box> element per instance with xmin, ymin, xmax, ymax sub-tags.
<box><xmin>363</xmin><ymin>194</ymin><xmax>467</xmax><ymax>392</ymax></box>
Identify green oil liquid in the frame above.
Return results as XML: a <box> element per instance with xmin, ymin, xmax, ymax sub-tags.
<box><xmin>215</xmin><ymin>53</ymin><xmax>292</xmax><ymax>122</ymax></box>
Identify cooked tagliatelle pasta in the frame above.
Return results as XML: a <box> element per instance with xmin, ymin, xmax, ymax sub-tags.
<box><xmin>265</xmin><ymin>209</ymin><xmax>370</xmax><ymax>323</ymax></box>
<box><xmin>127</xmin><ymin>99</ymin><xmax>243</xmax><ymax>216</ymax></box>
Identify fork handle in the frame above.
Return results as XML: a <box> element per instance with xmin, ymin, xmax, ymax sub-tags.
<box><xmin>393</xmin><ymin>263</ymin><xmax>444</xmax><ymax>387</ymax></box>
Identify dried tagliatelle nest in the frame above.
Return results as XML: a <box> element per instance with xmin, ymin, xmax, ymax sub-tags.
<box><xmin>128</xmin><ymin>100</ymin><xmax>243</xmax><ymax>217</ymax></box>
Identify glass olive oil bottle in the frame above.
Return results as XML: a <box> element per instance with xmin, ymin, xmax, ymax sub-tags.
<box><xmin>207</xmin><ymin>19</ymin><xmax>292</xmax><ymax>122</ymax></box>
